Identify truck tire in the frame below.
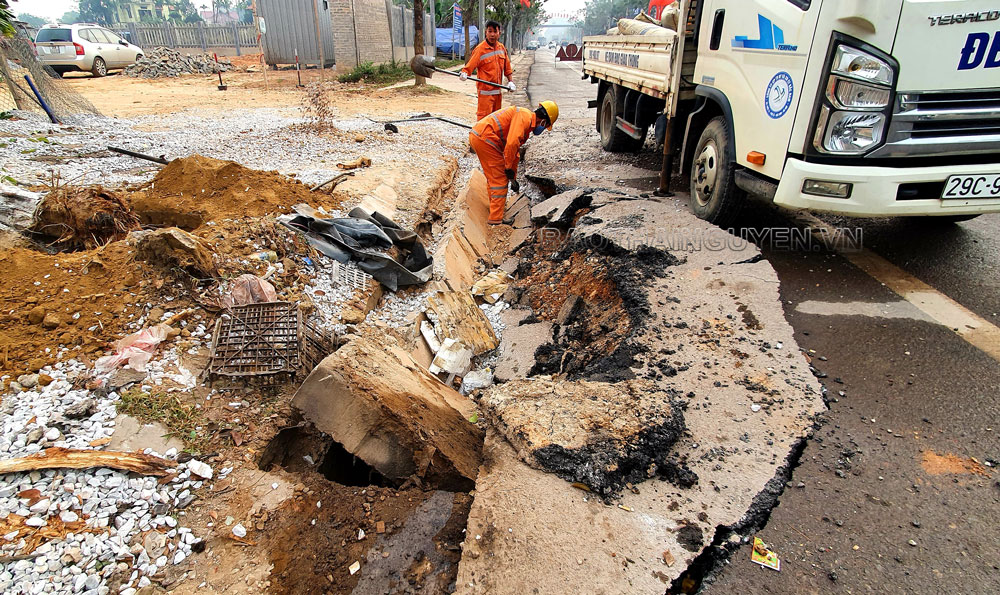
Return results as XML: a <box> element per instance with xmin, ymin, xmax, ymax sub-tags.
<box><xmin>690</xmin><ymin>116</ymin><xmax>744</xmax><ymax>228</ymax></box>
<box><xmin>599</xmin><ymin>85</ymin><xmax>644</xmax><ymax>153</ymax></box>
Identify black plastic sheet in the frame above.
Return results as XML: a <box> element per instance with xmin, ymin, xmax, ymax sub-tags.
<box><xmin>281</xmin><ymin>207</ymin><xmax>433</xmax><ymax>291</ymax></box>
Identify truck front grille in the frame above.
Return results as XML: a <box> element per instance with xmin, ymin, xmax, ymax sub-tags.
<box><xmin>869</xmin><ymin>88</ymin><xmax>1000</xmax><ymax>159</ymax></box>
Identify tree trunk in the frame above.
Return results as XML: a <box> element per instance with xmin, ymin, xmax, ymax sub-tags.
<box><xmin>464</xmin><ymin>22</ymin><xmax>470</xmax><ymax>60</ymax></box>
<box><xmin>414</xmin><ymin>0</ymin><xmax>426</xmax><ymax>86</ymax></box>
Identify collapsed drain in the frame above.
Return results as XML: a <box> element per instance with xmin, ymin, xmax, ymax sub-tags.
<box><xmin>258</xmin><ymin>424</ymin><xmax>391</xmax><ymax>487</ymax></box>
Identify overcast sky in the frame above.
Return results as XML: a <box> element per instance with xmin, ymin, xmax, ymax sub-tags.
<box><xmin>11</xmin><ymin>0</ymin><xmax>78</xmax><ymax>21</ymax></box>
<box><xmin>12</xmin><ymin>0</ymin><xmax>587</xmax><ymax>22</ymax></box>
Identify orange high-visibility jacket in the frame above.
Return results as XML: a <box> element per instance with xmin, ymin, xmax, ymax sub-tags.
<box><xmin>462</xmin><ymin>41</ymin><xmax>513</xmax><ymax>91</ymax></box>
<box><xmin>471</xmin><ymin>106</ymin><xmax>539</xmax><ymax>172</ymax></box>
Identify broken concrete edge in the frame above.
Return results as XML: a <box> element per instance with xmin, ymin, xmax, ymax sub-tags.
<box><xmin>291</xmin><ymin>334</ymin><xmax>483</xmax><ymax>492</ymax></box>
<box><xmin>669</xmin><ymin>430</ymin><xmax>815</xmax><ymax>591</ymax></box>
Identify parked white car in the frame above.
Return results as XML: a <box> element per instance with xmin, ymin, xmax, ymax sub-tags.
<box><xmin>34</xmin><ymin>23</ymin><xmax>143</xmax><ymax>78</ymax></box>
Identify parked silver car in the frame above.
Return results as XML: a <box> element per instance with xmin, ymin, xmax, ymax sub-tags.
<box><xmin>34</xmin><ymin>24</ymin><xmax>143</xmax><ymax>78</ymax></box>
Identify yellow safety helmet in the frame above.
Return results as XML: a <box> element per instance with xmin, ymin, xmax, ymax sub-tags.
<box><xmin>539</xmin><ymin>101</ymin><xmax>559</xmax><ymax>129</ymax></box>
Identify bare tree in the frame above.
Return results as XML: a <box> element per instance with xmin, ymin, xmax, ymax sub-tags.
<box><xmin>414</xmin><ymin>0</ymin><xmax>425</xmax><ymax>86</ymax></box>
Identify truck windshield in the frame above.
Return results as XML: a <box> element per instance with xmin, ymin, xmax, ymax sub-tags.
<box><xmin>35</xmin><ymin>29</ymin><xmax>72</xmax><ymax>43</ymax></box>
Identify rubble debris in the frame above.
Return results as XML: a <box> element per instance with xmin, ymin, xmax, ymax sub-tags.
<box><xmin>94</xmin><ymin>324</ymin><xmax>170</xmax><ymax>373</ymax></box>
<box><xmin>291</xmin><ymin>335</ymin><xmax>483</xmax><ymax>491</ymax></box>
<box><xmin>493</xmin><ymin>309</ymin><xmax>553</xmax><ymax>383</ymax></box>
<box><xmin>134</xmin><ymin>227</ymin><xmax>219</xmax><ymax>278</ymax></box>
<box><xmin>124</xmin><ymin>47</ymin><xmax>233</xmax><ymax>78</ymax></box>
<box><xmin>336</xmin><ymin>156</ymin><xmax>372</xmax><ymax>170</ymax></box>
<box><xmin>30</xmin><ymin>186</ymin><xmax>140</xmax><ymax>248</ymax></box>
<box><xmin>0</xmin><ymin>447</ymin><xmax>173</xmax><ymax>476</ymax></box>
<box><xmin>281</xmin><ymin>207</ymin><xmax>432</xmax><ymax>291</ymax></box>
<box><xmin>339</xmin><ymin>277</ymin><xmax>383</xmax><ymax>325</ymax></box>
<box><xmin>426</xmin><ymin>290</ymin><xmax>499</xmax><ymax>356</ymax></box>
<box><xmin>471</xmin><ymin>269</ymin><xmax>510</xmax><ymax>304</ymax></box>
<box><xmin>220</xmin><ymin>274</ymin><xmax>278</xmax><ymax>309</ymax></box>
<box><xmin>429</xmin><ymin>338</ymin><xmax>474</xmax><ymax>378</ymax></box>
<box><xmin>0</xmin><ymin>183</ymin><xmax>42</xmax><ymax>231</ymax></box>
<box><xmin>460</xmin><ymin>369</ymin><xmax>494</xmax><ymax>395</ymax></box>
<box><xmin>209</xmin><ymin>301</ymin><xmax>301</xmax><ymax>380</ymax></box>
<box><xmin>530</xmin><ymin>188</ymin><xmax>593</xmax><ymax>226</ymax></box>
<box><xmin>301</xmin><ymin>318</ymin><xmax>339</xmax><ymax>371</ymax></box>
<box><xmin>478</xmin><ymin>377</ymin><xmax>685</xmax><ymax>495</ymax></box>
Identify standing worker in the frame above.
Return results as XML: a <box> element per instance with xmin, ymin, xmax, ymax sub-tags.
<box><xmin>469</xmin><ymin>102</ymin><xmax>559</xmax><ymax>225</ymax></box>
<box><xmin>461</xmin><ymin>20</ymin><xmax>515</xmax><ymax>121</ymax></box>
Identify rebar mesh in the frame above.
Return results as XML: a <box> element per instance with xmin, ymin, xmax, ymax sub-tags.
<box><xmin>0</xmin><ymin>36</ymin><xmax>100</xmax><ymax>120</ymax></box>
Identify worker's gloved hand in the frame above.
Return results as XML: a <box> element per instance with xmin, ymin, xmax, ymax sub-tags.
<box><xmin>459</xmin><ymin>71</ymin><xmax>468</xmax><ymax>81</ymax></box>
<box><xmin>510</xmin><ymin>178</ymin><xmax>520</xmax><ymax>193</ymax></box>
<box><xmin>508</xmin><ymin>81</ymin><xmax>517</xmax><ymax>92</ymax></box>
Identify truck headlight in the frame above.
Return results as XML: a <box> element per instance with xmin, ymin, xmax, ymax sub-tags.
<box><xmin>820</xmin><ymin>110</ymin><xmax>886</xmax><ymax>153</ymax></box>
<box><xmin>831</xmin><ymin>46</ymin><xmax>894</xmax><ymax>86</ymax></box>
<box><xmin>812</xmin><ymin>38</ymin><xmax>897</xmax><ymax>155</ymax></box>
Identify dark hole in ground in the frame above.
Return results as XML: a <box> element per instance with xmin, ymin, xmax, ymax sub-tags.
<box><xmin>259</xmin><ymin>424</ymin><xmax>392</xmax><ymax>487</ymax></box>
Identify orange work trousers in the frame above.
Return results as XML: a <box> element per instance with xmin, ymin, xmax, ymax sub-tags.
<box><xmin>468</xmin><ymin>132</ymin><xmax>509</xmax><ymax>222</ymax></box>
<box><xmin>476</xmin><ymin>91</ymin><xmax>503</xmax><ymax>122</ymax></box>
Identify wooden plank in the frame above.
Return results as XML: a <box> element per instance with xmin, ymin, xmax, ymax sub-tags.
<box><xmin>0</xmin><ymin>448</ymin><xmax>173</xmax><ymax>477</ymax></box>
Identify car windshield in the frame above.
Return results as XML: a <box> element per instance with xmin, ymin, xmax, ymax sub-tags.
<box><xmin>35</xmin><ymin>28</ymin><xmax>72</xmax><ymax>43</ymax></box>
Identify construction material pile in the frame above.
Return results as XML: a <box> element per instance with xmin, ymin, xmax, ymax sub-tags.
<box><xmin>124</xmin><ymin>47</ymin><xmax>233</xmax><ymax>78</ymax></box>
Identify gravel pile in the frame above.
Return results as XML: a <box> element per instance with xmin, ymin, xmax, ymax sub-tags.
<box><xmin>0</xmin><ymin>110</ymin><xmax>468</xmax><ymax>191</ymax></box>
<box><xmin>0</xmin><ymin>360</ymin><xmax>226</xmax><ymax>594</ymax></box>
<box><xmin>123</xmin><ymin>47</ymin><xmax>233</xmax><ymax>78</ymax></box>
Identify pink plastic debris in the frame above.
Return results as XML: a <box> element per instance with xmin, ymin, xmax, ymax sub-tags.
<box><xmin>95</xmin><ymin>324</ymin><xmax>170</xmax><ymax>373</ymax></box>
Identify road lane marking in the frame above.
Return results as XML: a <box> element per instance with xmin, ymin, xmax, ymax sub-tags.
<box><xmin>792</xmin><ymin>212</ymin><xmax>1000</xmax><ymax>363</ymax></box>
<box><xmin>795</xmin><ymin>300</ymin><xmax>935</xmax><ymax>322</ymax></box>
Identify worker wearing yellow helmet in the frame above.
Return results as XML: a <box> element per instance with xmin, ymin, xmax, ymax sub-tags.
<box><xmin>469</xmin><ymin>101</ymin><xmax>559</xmax><ymax>225</ymax></box>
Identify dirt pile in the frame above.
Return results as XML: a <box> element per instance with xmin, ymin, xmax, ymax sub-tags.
<box><xmin>479</xmin><ymin>377</ymin><xmax>686</xmax><ymax>495</ymax></box>
<box><xmin>133</xmin><ymin>155</ymin><xmax>330</xmax><ymax>228</ymax></box>
<box><xmin>0</xmin><ymin>241</ymin><xmax>156</xmax><ymax>377</ymax></box>
<box><xmin>30</xmin><ymin>187</ymin><xmax>140</xmax><ymax>248</ymax></box>
<box><xmin>133</xmin><ymin>227</ymin><xmax>218</xmax><ymax>278</ymax></box>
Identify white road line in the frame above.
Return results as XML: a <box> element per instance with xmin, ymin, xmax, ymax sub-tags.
<box><xmin>792</xmin><ymin>211</ymin><xmax>1000</xmax><ymax>363</ymax></box>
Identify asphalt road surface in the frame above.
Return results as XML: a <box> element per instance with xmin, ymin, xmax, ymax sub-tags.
<box><xmin>526</xmin><ymin>47</ymin><xmax>1000</xmax><ymax>594</ymax></box>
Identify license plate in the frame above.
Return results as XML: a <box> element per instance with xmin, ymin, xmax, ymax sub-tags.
<box><xmin>942</xmin><ymin>174</ymin><xmax>1000</xmax><ymax>199</ymax></box>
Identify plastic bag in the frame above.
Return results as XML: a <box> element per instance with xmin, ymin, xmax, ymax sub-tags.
<box><xmin>95</xmin><ymin>324</ymin><xmax>170</xmax><ymax>373</ymax></box>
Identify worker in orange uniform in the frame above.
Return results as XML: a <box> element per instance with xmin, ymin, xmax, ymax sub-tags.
<box><xmin>469</xmin><ymin>101</ymin><xmax>559</xmax><ymax>225</ymax></box>
<box><xmin>460</xmin><ymin>20</ymin><xmax>515</xmax><ymax>121</ymax></box>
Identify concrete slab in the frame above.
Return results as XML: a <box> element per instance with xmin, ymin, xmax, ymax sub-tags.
<box><xmin>493</xmin><ymin>309</ymin><xmax>552</xmax><ymax>383</ymax></box>
<box><xmin>108</xmin><ymin>414</ymin><xmax>184</xmax><ymax>455</ymax></box>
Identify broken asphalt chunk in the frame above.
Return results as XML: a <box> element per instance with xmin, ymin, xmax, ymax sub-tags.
<box><xmin>478</xmin><ymin>377</ymin><xmax>685</xmax><ymax>495</ymax></box>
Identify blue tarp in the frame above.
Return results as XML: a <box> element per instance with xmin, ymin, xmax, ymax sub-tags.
<box><xmin>435</xmin><ymin>26</ymin><xmax>479</xmax><ymax>57</ymax></box>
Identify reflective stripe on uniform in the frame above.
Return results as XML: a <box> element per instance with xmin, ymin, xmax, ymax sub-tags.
<box><xmin>480</xmin><ymin>50</ymin><xmax>503</xmax><ymax>60</ymax></box>
<box><xmin>489</xmin><ymin>185</ymin><xmax>508</xmax><ymax>191</ymax></box>
<box><xmin>480</xmin><ymin>89</ymin><xmax>501</xmax><ymax>96</ymax></box>
<box><xmin>491</xmin><ymin>114</ymin><xmax>503</xmax><ymax>138</ymax></box>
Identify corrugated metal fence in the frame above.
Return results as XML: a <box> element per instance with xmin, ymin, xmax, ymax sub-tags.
<box><xmin>115</xmin><ymin>22</ymin><xmax>258</xmax><ymax>55</ymax></box>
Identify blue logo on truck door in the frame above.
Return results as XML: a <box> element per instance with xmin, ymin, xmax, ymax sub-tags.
<box><xmin>765</xmin><ymin>72</ymin><xmax>794</xmax><ymax>119</ymax></box>
<box><xmin>733</xmin><ymin>15</ymin><xmax>798</xmax><ymax>52</ymax></box>
<box><xmin>958</xmin><ymin>31</ymin><xmax>1000</xmax><ymax>69</ymax></box>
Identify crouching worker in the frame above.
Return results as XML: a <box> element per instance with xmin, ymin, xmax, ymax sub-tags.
<box><xmin>468</xmin><ymin>101</ymin><xmax>559</xmax><ymax>225</ymax></box>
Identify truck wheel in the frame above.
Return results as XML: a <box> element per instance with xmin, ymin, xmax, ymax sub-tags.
<box><xmin>690</xmin><ymin>116</ymin><xmax>744</xmax><ymax>228</ymax></box>
<box><xmin>91</xmin><ymin>57</ymin><xmax>107</xmax><ymax>78</ymax></box>
<box><xmin>599</xmin><ymin>86</ymin><xmax>644</xmax><ymax>153</ymax></box>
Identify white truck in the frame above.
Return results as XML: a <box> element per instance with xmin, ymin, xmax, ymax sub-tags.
<box><xmin>583</xmin><ymin>0</ymin><xmax>1000</xmax><ymax>226</ymax></box>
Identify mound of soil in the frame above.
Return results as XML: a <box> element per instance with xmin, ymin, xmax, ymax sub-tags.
<box><xmin>0</xmin><ymin>241</ymin><xmax>158</xmax><ymax>378</ymax></box>
<box><xmin>133</xmin><ymin>155</ymin><xmax>331</xmax><ymax>229</ymax></box>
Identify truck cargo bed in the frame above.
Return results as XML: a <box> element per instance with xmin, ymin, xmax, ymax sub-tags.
<box><xmin>583</xmin><ymin>32</ymin><xmax>678</xmax><ymax>100</ymax></box>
